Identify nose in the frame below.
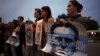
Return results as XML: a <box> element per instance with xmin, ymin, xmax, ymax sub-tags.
<box><xmin>60</xmin><ymin>39</ymin><xmax>67</xmax><ymax>49</ymax></box>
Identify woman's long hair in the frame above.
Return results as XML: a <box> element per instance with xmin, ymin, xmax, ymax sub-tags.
<box><xmin>41</xmin><ymin>6</ymin><xmax>52</xmax><ymax>21</ymax></box>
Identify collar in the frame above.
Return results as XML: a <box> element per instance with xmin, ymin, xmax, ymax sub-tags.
<box><xmin>66</xmin><ymin>14</ymin><xmax>81</xmax><ymax>21</ymax></box>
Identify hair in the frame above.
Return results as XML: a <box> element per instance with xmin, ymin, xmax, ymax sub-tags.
<box><xmin>70</xmin><ymin>0</ymin><xmax>83</xmax><ymax>13</ymax></box>
<box><xmin>26</xmin><ymin>20</ymin><xmax>33</xmax><ymax>24</ymax></box>
<box><xmin>35</xmin><ymin>8</ymin><xmax>41</xmax><ymax>15</ymax></box>
<box><xmin>18</xmin><ymin>16</ymin><xmax>24</xmax><ymax>21</ymax></box>
<box><xmin>41</xmin><ymin>6</ymin><xmax>52</xmax><ymax>19</ymax></box>
<box><xmin>12</xmin><ymin>19</ymin><xmax>19</xmax><ymax>28</ymax></box>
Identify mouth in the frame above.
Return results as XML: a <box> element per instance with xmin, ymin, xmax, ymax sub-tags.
<box><xmin>55</xmin><ymin>50</ymin><xmax>66</xmax><ymax>56</ymax></box>
<box><xmin>55</xmin><ymin>47</ymin><xmax>69</xmax><ymax>56</ymax></box>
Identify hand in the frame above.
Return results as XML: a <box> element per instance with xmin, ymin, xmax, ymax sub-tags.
<box><xmin>59</xmin><ymin>18</ymin><xmax>65</xmax><ymax>23</ymax></box>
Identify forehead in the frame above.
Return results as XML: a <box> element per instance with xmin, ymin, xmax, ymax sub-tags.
<box><xmin>68</xmin><ymin>1</ymin><xmax>74</xmax><ymax>6</ymax></box>
<box><xmin>53</xmin><ymin>27</ymin><xmax>75</xmax><ymax>37</ymax></box>
<box><xmin>41</xmin><ymin>9</ymin><xmax>45</xmax><ymax>12</ymax></box>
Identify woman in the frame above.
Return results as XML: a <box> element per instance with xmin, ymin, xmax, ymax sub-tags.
<box><xmin>57</xmin><ymin>0</ymin><xmax>88</xmax><ymax>56</ymax></box>
<box><xmin>35</xmin><ymin>6</ymin><xmax>54</xmax><ymax>56</ymax></box>
<box><xmin>60</xmin><ymin>0</ymin><xmax>86</xmax><ymax>27</ymax></box>
<box><xmin>60</xmin><ymin>1</ymin><xmax>88</xmax><ymax>56</ymax></box>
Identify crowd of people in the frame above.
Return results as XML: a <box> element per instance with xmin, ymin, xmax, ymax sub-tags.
<box><xmin>0</xmin><ymin>0</ymin><xmax>88</xmax><ymax>56</ymax></box>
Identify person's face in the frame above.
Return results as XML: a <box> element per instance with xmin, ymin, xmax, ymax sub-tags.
<box><xmin>34</xmin><ymin>10</ymin><xmax>40</xmax><ymax>18</ymax></box>
<box><xmin>67</xmin><ymin>2</ymin><xmax>77</xmax><ymax>16</ymax></box>
<box><xmin>41</xmin><ymin>9</ymin><xmax>47</xmax><ymax>18</ymax></box>
<box><xmin>49</xmin><ymin>27</ymin><xmax>75</xmax><ymax>55</ymax></box>
<box><xmin>17</xmin><ymin>18</ymin><xmax>20</xmax><ymax>22</ymax></box>
<box><xmin>17</xmin><ymin>18</ymin><xmax>22</xmax><ymax>24</ymax></box>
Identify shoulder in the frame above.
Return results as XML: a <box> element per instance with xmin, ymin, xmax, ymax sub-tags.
<box><xmin>48</xmin><ymin>17</ymin><xmax>54</xmax><ymax>23</ymax></box>
<box><xmin>77</xmin><ymin>16</ymin><xmax>89</xmax><ymax>22</ymax></box>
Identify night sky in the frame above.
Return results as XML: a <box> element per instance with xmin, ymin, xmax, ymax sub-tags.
<box><xmin>0</xmin><ymin>0</ymin><xmax>100</xmax><ymax>25</ymax></box>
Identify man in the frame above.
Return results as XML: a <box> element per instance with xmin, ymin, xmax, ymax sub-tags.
<box><xmin>34</xmin><ymin>8</ymin><xmax>42</xmax><ymax>56</ymax></box>
<box><xmin>15</xmin><ymin>16</ymin><xmax>25</xmax><ymax>56</ymax></box>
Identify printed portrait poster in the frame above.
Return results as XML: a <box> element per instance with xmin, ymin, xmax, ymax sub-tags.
<box><xmin>25</xmin><ymin>23</ymin><xmax>33</xmax><ymax>46</ymax></box>
<box><xmin>6</xmin><ymin>27</ymin><xmax>20</xmax><ymax>47</ymax></box>
<box><xmin>41</xmin><ymin>22</ymin><xmax>88</xmax><ymax>56</ymax></box>
<box><xmin>6</xmin><ymin>32</ymin><xmax>20</xmax><ymax>47</ymax></box>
